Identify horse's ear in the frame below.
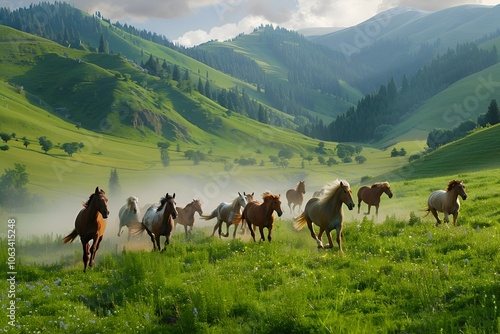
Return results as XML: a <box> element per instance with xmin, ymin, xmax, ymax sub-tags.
<box><xmin>95</xmin><ymin>186</ymin><xmax>100</xmax><ymax>194</ymax></box>
<box><xmin>239</xmin><ymin>192</ymin><xmax>242</xmax><ymax>196</ymax></box>
<box><xmin>173</xmin><ymin>193</ymin><xmax>175</xmax><ymax>198</ymax></box>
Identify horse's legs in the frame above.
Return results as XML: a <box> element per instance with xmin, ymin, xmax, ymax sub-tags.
<box><xmin>267</xmin><ymin>226</ymin><xmax>272</xmax><ymax>242</ymax></box>
<box><xmin>336</xmin><ymin>227</ymin><xmax>343</xmax><ymax>253</ymax></box>
<box><xmin>443</xmin><ymin>212</ymin><xmax>450</xmax><ymax>224</ymax></box>
<box><xmin>247</xmin><ymin>220</ymin><xmax>257</xmax><ymax>242</ymax></box>
<box><xmin>210</xmin><ymin>220</ymin><xmax>220</xmax><ymax>237</ymax></box>
<box><xmin>90</xmin><ymin>235</ymin><xmax>103</xmax><ymax>267</ymax></box>
<box><xmin>82</xmin><ymin>242</ymin><xmax>90</xmax><ymax>272</ymax></box>
<box><xmin>184</xmin><ymin>225</ymin><xmax>188</xmax><ymax>239</ymax></box>
<box><xmin>288</xmin><ymin>202</ymin><xmax>293</xmax><ymax>214</ymax></box>
<box><xmin>223</xmin><ymin>222</ymin><xmax>230</xmax><ymax>238</ymax></box>
<box><xmin>306</xmin><ymin>220</ymin><xmax>323</xmax><ymax>248</ymax></box>
<box><xmin>430</xmin><ymin>208</ymin><xmax>441</xmax><ymax>226</ymax></box>
<box><xmin>258</xmin><ymin>226</ymin><xmax>266</xmax><ymax>242</ymax></box>
<box><xmin>357</xmin><ymin>198</ymin><xmax>362</xmax><ymax>214</ymax></box>
<box><xmin>146</xmin><ymin>229</ymin><xmax>156</xmax><ymax>251</ymax></box>
<box><xmin>365</xmin><ymin>205</ymin><xmax>371</xmax><ymax>215</ymax></box>
<box><xmin>452</xmin><ymin>212</ymin><xmax>458</xmax><ymax>226</ymax></box>
<box><xmin>155</xmin><ymin>234</ymin><xmax>161</xmax><ymax>252</ymax></box>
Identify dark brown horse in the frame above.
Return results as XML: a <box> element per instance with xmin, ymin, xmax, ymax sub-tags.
<box><xmin>357</xmin><ymin>182</ymin><xmax>393</xmax><ymax>216</ymax></box>
<box><xmin>174</xmin><ymin>199</ymin><xmax>203</xmax><ymax>238</ymax></box>
<box><xmin>131</xmin><ymin>193</ymin><xmax>178</xmax><ymax>251</ymax></box>
<box><xmin>237</xmin><ymin>193</ymin><xmax>283</xmax><ymax>242</ymax></box>
<box><xmin>294</xmin><ymin>180</ymin><xmax>354</xmax><ymax>252</ymax></box>
<box><xmin>63</xmin><ymin>187</ymin><xmax>109</xmax><ymax>272</ymax></box>
<box><xmin>286</xmin><ymin>181</ymin><xmax>306</xmax><ymax>215</ymax></box>
<box><xmin>426</xmin><ymin>180</ymin><xmax>467</xmax><ymax>226</ymax></box>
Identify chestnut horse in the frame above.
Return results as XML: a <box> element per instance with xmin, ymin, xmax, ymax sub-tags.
<box><xmin>357</xmin><ymin>182</ymin><xmax>393</xmax><ymax>216</ymax></box>
<box><xmin>294</xmin><ymin>180</ymin><xmax>354</xmax><ymax>252</ymax></box>
<box><xmin>286</xmin><ymin>181</ymin><xmax>306</xmax><ymax>215</ymax></box>
<box><xmin>426</xmin><ymin>180</ymin><xmax>467</xmax><ymax>226</ymax></box>
<box><xmin>174</xmin><ymin>199</ymin><xmax>203</xmax><ymax>238</ymax></box>
<box><xmin>238</xmin><ymin>193</ymin><xmax>283</xmax><ymax>242</ymax></box>
<box><xmin>117</xmin><ymin>196</ymin><xmax>141</xmax><ymax>241</ymax></box>
<box><xmin>202</xmin><ymin>192</ymin><xmax>248</xmax><ymax>238</ymax></box>
<box><xmin>131</xmin><ymin>193</ymin><xmax>178</xmax><ymax>251</ymax></box>
<box><xmin>63</xmin><ymin>187</ymin><xmax>109</xmax><ymax>272</ymax></box>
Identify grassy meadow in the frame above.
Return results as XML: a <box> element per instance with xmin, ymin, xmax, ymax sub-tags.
<box><xmin>1</xmin><ymin>168</ymin><xmax>499</xmax><ymax>333</ymax></box>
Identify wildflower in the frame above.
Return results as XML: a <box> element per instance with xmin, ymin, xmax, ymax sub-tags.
<box><xmin>54</xmin><ymin>278</ymin><xmax>62</xmax><ymax>286</ymax></box>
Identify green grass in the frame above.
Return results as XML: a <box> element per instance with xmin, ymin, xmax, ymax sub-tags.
<box><xmin>1</xmin><ymin>169</ymin><xmax>499</xmax><ymax>333</ymax></box>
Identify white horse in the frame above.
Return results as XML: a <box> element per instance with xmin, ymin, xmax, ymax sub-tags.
<box><xmin>117</xmin><ymin>196</ymin><xmax>141</xmax><ymax>241</ymax></box>
<box><xmin>426</xmin><ymin>180</ymin><xmax>467</xmax><ymax>226</ymax></box>
<box><xmin>201</xmin><ymin>192</ymin><xmax>248</xmax><ymax>238</ymax></box>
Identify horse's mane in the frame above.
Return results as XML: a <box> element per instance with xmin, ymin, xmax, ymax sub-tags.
<box><xmin>83</xmin><ymin>189</ymin><xmax>106</xmax><ymax>208</ymax></box>
<box><xmin>371</xmin><ymin>182</ymin><xmax>389</xmax><ymax>189</ymax></box>
<box><xmin>157</xmin><ymin>194</ymin><xmax>174</xmax><ymax>211</ymax></box>
<box><xmin>231</xmin><ymin>195</ymin><xmax>245</xmax><ymax>209</ymax></box>
<box><xmin>446</xmin><ymin>180</ymin><xmax>462</xmax><ymax>191</ymax></box>
<box><xmin>262</xmin><ymin>192</ymin><xmax>279</xmax><ymax>202</ymax></box>
<box><xmin>318</xmin><ymin>179</ymin><xmax>349</xmax><ymax>206</ymax></box>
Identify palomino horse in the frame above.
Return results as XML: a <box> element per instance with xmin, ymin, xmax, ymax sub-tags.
<box><xmin>174</xmin><ymin>199</ymin><xmax>203</xmax><ymax>238</ymax></box>
<box><xmin>202</xmin><ymin>192</ymin><xmax>248</xmax><ymax>238</ymax></box>
<box><xmin>294</xmin><ymin>180</ymin><xmax>355</xmax><ymax>252</ymax></box>
<box><xmin>131</xmin><ymin>193</ymin><xmax>178</xmax><ymax>251</ymax></box>
<box><xmin>426</xmin><ymin>180</ymin><xmax>467</xmax><ymax>226</ymax></box>
<box><xmin>286</xmin><ymin>181</ymin><xmax>306</xmax><ymax>215</ymax></box>
<box><xmin>238</xmin><ymin>193</ymin><xmax>283</xmax><ymax>242</ymax></box>
<box><xmin>63</xmin><ymin>187</ymin><xmax>109</xmax><ymax>272</ymax></box>
<box><xmin>117</xmin><ymin>196</ymin><xmax>141</xmax><ymax>241</ymax></box>
<box><xmin>357</xmin><ymin>182</ymin><xmax>393</xmax><ymax>216</ymax></box>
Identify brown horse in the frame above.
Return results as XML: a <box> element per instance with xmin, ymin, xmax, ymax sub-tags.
<box><xmin>426</xmin><ymin>180</ymin><xmax>467</xmax><ymax>226</ymax></box>
<box><xmin>238</xmin><ymin>193</ymin><xmax>283</xmax><ymax>242</ymax></box>
<box><xmin>286</xmin><ymin>181</ymin><xmax>306</xmax><ymax>215</ymax></box>
<box><xmin>131</xmin><ymin>193</ymin><xmax>178</xmax><ymax>251</ymax></box>
<box><xmin>174</xmin><ymin>199</ymin><xmax>203</xmax><ymax>238</ymax></box>
<box><xmin>63</xmin><ymin>187</ymin><xmax>109</xmax><ymax>272</ymax></box>
<box><xmin>294</xmin><ymin>180</ymin><xmax>354</xmax><ymax>252</ymax></box>
<box><xmin>357</xmin><ymin>182</ymin><xmax>393</xmax><ymax>216</ymax></box>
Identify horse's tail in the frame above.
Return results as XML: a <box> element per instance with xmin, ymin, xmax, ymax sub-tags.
<box><xmin>62</xmin><ymin>229</ymin><xmax>78</xmax><ymax>244</ymax></box>
<box><xmin>128</xmin><ymin>221</ymin><xmax>147</xmax><ymax>236</ymax></box>
<box><xmin>200</xmin><ymin>209</ymin><xmax>218</xmax><ymax>221</ymax></box>
<box><xmin>293</xmin><ymin>212</ymin><xmax>308</xmax><ymax>231</ymax></box>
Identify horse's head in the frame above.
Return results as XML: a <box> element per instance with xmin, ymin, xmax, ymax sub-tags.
<box><xmin>298</xmin><ymin>181</ymin><xmax>306</xmax><ymax>194</ymax></box>
<box><xmin>383</xmin><ymin>182</ymin><xmax>393</xmax><ymax>199</ymax></box>
<box><xmin>264</xmin><ymin>193</ymin><xmax>283</xmax><ymax>217</ymax></box>
<box><xmin>340</xmin><ymin>182</ymin><xmax>355</xmax><ymax>210</ymax></box>
<box><xmin>127</xmin><ymin>196</ymin><xmax>139</xmax><ymax>214</ymax></box>
<box><xmin>93</xmin><ymin>187</ymin><xmax>109</xmax><ymax>219</ymax></box>
<box><xmin>164</xmin><ymin>193</ymin><xmax>178</xmax><ymax>219</ymax></box>
<box><xmin>192</xmin><ymin>199</ymin><xmax>203</xmax><ymax>215</ymax></box>
<box><xmin>244</xmin><ymin>192</ymin><xmax>254</xmax><ymax>203</ymax></box>
<box><xmin>449</xmin><ymin>180</ymin><xmax>467</xmax><ymax>200</ymax></box>
<box><xmin>237</xmin><ymin>192</ymin><xmax>248</xmax><ymax>207</ymax></box>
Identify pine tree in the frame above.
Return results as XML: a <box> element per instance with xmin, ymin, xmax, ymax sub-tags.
<box><xmin>108</xmin><ymin>168</ymin><xmax>121</xmax><ymax>198</ymax></box>
<box><xmin>485</xmin><ymin>99</ymin><xmax>500</xmax><ymax>126</ymax></box>
<box><xmin>98</xmin><ymin>33</ymin><xmax>108</xmax><ymax>53</ymax></box>
<box><xmin>197</xmin><ymin>78</ymin><xmax>204</xmax><ymax>95</ymax></box>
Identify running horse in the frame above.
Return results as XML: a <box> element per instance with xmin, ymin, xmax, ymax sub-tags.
<box><xmin>426</xmin><ymin>180</ymin><xmax>467</xmax><ymax>226</ymax></box>
<box><xmin>286</xmin><ymin>181</ymin><xmax>306</xmax><ymax>215</ymax></box>
<box><xmin>357</xmin><ymin>182</ymin><xmax>393</xmax><ymax>216</ymax></box>
<box><xmin>202</xmin><ymin>192</ymin><xmax>248</xmax><ymax>238</ymax></box>
<box><xmin>294</xmin><ymin>180</ymin><xmax>355</xmax><ymax>252</ymax></box>
<box><xmin>63</xmin><ymin>187</ymin><xmax>109</xmax><ymax>272</ymax></box>
<box><xmin>117</xmin><ymin>196</ymin><xmax>141</xmax><ymax>241</ymax></box>
<box><xmin>238</xmin><ymin>192</ymin><xmax>283</xmax><ymax>242</ymax></box>
<box><xmin>174</xmin><ymin>199</ymin><xmax>203</xmax><ymax>238</ymax></box>
<box><xmin>130</xmin><ymin>193</ymin><xmax>178</xmax><ymax>251</ymax></box>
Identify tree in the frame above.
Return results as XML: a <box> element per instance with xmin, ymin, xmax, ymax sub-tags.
<box><xmin>108</xmin><ymin>168</ymin><xmax>121</xmax><ymax>198</ymax></box>
<box><xmin>160</xmin><ymin>148</ymin><xmax>170</xmax><ymax>168</ymax></box>
<box><xmin>399</xmin><ymin>148</ymin><xmax>407</xmax><ymax>156</ymax></box>
<box><xmin>197</xmin><ymin>78</ymin><xmax>204</xmax><ymax>95</ymax></box>
<box><xmin>0</xmin><ymin>132</ymin><xmax>11</xmax><ymax>143</ymax></box>
<box><xmin>391</xmin><ymin>148</ymin><xmax>399</xmax><ymax>157</ymax></box>
<box><xmin>0</xmin><ymin>163</ymin><xmax>29</xmax><ymax>209</ymax></box>
<box><xmin>98</xmin><ymin>33</ymin><xmax>109</xmax><ymax>54</ymax></box>
<box><xmin>0</xmin><ymin>145</ymin><xmax>9</xmax><ymax>151</ymax></box>
<box><xmin>355</xmin><ymin>155</ymin><xmax>367</xmax><ymax>164</ymax></box>
<box><xmin>278</xmin><ymin>148</ymin><xmax>294</xmax><ymax>159</ymax></box>
<box><xmin>61</xmin><ymin>142</ymin><xmax>81</xmax><ymax>156</ymax></box>
<box><xmin>38</xmin><ymin>136</ymin><xmax>53</xmax><ymax>154</ymax></box>
<box><xmin>485</xmin><ymin>99</ymin><xmax>500</xmax><ymax>126</ymax></box>
<box><xmin>23</xmin><ymin>139</ymin><xmax>30</xmax><ymax>148</ymax></box>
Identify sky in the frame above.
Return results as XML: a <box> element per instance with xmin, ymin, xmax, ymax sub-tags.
<box><xmin>5</xmin><ymin>0</ymin><xmax>500</xmax><ymax>46</ymax></box>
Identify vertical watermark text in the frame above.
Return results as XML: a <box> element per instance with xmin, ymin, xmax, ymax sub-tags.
<box><xmin>6</xmin><ymin>218</ymin><xmax>17</xmax><ymax>327</ymax></box>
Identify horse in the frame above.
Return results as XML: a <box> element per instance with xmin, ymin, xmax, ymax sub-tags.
<box><xmin>426</xmin><ymin>180</ymin><xmax>467</xmax><ymax>226</ymax></box>
<box><xmin>357</xmin><ymin>182</ymin><xmax>393</xmax><ymax>216</ymax></box>
<box><xmin>117</xmin><ymin>196</ymin><xmax>141</xmax><ymax>241</ymax></box>
<box><xmin>286</xmin><ymin>181</ymin><xmax>306</xmax><ymax>215</ymax></box>
<box><xmin>63</xmin><ymin>187</ymin><xmax>109</xmax><ymax>272</ymax></box>
<box><xmin>313</xmin><ymin>188</ymin><xmax>325</xmax><ymax>198</ymax></box>
<box><xmin>238</xmin><ymin>192</ymin><xmax>283</xmax><ymax>242</ymax></box>
<box><xmin>202</xmin><ymin>192</ymin><xmax>248</xmax><ymax>238</ymax></box>
<box><xmin>174</xmin><ymin>199</ymin><xmax>203</xmax><ymax>238</ymax></box>
<box><xmin>294</xmin><ymin>180</ymin><xmax>355</xmax><ymax>252</ymax></box>
<box><xmin>130</xmin><ymin>193</ymin><xmax>178</xmax><ymax>251</ymax></box>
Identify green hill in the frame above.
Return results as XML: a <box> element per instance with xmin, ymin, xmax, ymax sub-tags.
<box><xmin>377</xmin><ymin>124</ymin><xmax>500</xmax><ymax>181</ymax></box>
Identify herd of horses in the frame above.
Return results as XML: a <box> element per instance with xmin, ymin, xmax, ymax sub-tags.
<box><xmin>63</xmin><ymin>179</ymin><xmax>468</xmax><ymax>272</ymax></box>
